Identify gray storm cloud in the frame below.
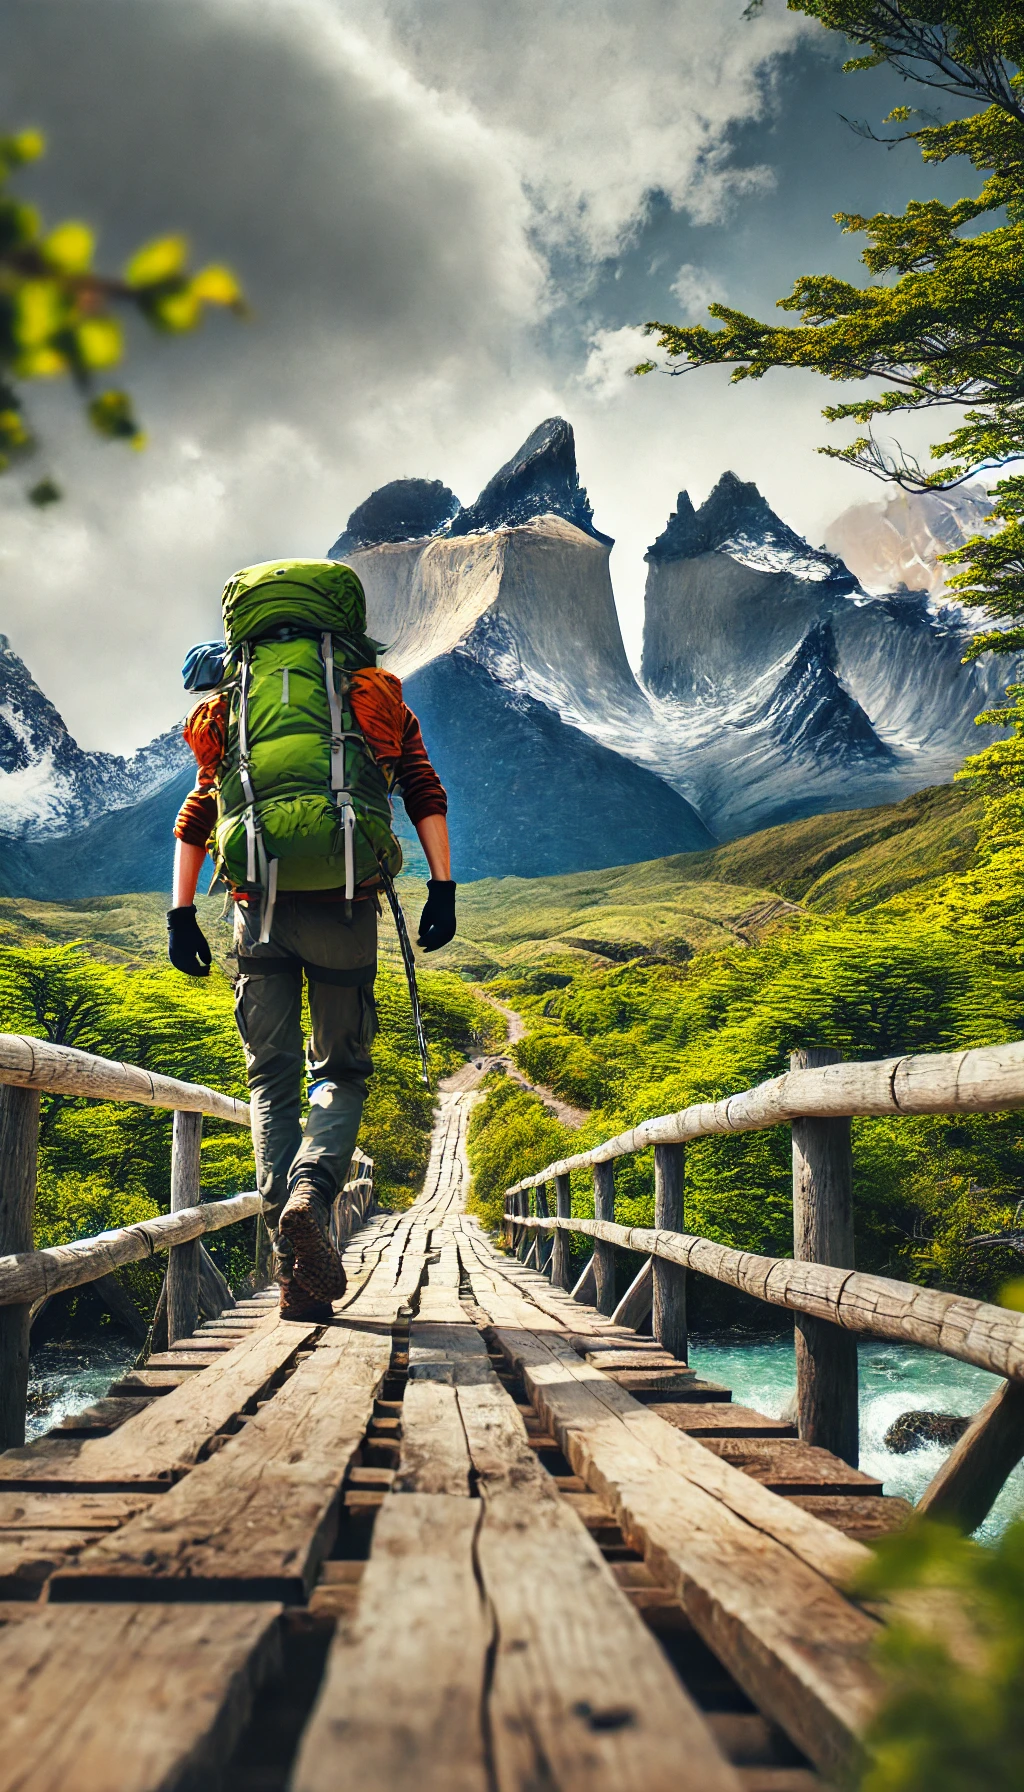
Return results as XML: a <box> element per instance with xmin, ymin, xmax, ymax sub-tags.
<box><xmin>0</xmin><ymin>0</ymin><xmax>841</xmax><ymax>752</ymax></box>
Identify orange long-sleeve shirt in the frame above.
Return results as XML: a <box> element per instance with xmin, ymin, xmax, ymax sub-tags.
<box><xmin>174</xmin><ymin>666</ymin><xmax>446</xmax><ymax>857</ymax></box>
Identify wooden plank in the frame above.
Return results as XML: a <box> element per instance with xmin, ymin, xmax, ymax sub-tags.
<box><xmin>49</xmin><ymin>1320</ymin><xmax>392</xmax><ymax>1602</ymax></box>
<box><xmin>293</xmin><ymin>1494</ymin><xmax>489</xmax><ymax>1792</ymax></box>
<box><xmin>697</xmin><ymin>1439</ymin><xmax>883</xmax><ymax>1497</ymax></box>
<box><xmin>490</xmin><ymin>1321</ymin><xmax>881</xmax><ymax>1782</ymax></box>
<box><xmin>551</xmin><ymin>1171</ymin><xmax>572</xmax><ymax>1289</ymax></box>
<box><xmin>649</xmin><ymin>1403</ymin><xmax>796</xmax><ymax>1438</ymax></box>
<box><xmin>0</xmin><ymin>1600</ymin><xmax>281</xmax><ymax>1792</ymax></box>
<box><xmin>0</xmin><ymin>1491</ymin><xmax>153</xmax><ymax>1530</ymax></box>
<box><xmin>0</xmin><ymin>1313</ymin><xmax>313</xmax><ymax>1489</ymax></box>
<box><xmin>789</xmin><ymin>1495</ymin><xmax>913</xmax><ymax>1544</ymax></box>
<box><xmin>914</xmin><ymin>1377</ymin><xmax>1024</xmax><ymax>1531</ymax></box>
<box><xmin>0</xmin><ymin>1529</ymin><xmax>101</xmax><ymax>1597</ymax></box>
<box><xmin>572</xmin><ymin>1253</ymin><xmax>597</xmax><ymax>1304</ymax></box>
<box><xmin>0</xmin><ymin>1084</ymin><xmax>38</xmax><ymax>1451</ymax></box>
<box><xmin>51</xmin><ymin>1398</ymin><xmax>152</xmax><ymax>1436</ymax></box>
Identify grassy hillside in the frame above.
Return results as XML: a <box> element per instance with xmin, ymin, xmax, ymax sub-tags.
<box><xmin>466</xmin><ymin>775</ymin><xmax>1023</xmax><ymax>1310</ymax></box>
<box><xmin>415</xmin><ymin>782</ymin><xmax>982</xmax><ymax>978</ymax></box>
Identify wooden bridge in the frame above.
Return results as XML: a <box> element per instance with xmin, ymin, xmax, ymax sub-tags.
<box><xmin>1</xmin><ymin>1035</ymin><xmax>1024</xmax><ymax>1789</ymax></box>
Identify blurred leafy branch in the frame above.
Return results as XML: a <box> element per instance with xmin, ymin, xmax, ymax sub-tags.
<box><xmin>0</xmin><ymin>127</ymin><xmax>244</xmax><ymax>500</ymax></box>
<box><xmin>636</xmin><ymin>3</ymin><xmax>1024</xmax><ymax>665</ymax></box>
<box><xmin>853</xmin><ymin>1513</ymin><xmax>1024</xmax><ymax>1791</ymax></box>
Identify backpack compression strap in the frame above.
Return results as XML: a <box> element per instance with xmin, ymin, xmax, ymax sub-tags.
<box><xmin>321</xmin><ymin>631</ymin><xmax>362</xmax><ymax>905</ymax></box>
<box><xmin>238</xmin><ymin>646</ymin><xmax>278</xmax><ymax>943</ymax></box>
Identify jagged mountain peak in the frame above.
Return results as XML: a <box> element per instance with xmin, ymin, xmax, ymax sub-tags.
<box><xmin>647</xmin><ymin>471</ymin><xmax>854</xmax><ymax>587</ymax></box>
<box><xmin>328</xmin><ymin>477</ymin><xmax>460</xmax><ymax>558</ymax></box>
<box><xmin>449</xmin><ymin>417</ymin><xmax>613</xmax><ymax>544</ymax></box>
<box><xmin>744</xmin><ymin>620</ymin><xmax>894</xmax><ymax>763</ymax></box>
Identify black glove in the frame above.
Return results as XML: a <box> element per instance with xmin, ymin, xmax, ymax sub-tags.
<box><xmin>418</xmin><ymin>879</ymin><xmax>457</xmax><ymax>952</ymax></box>
<box><xmin>167</xmin><ymin>905</ymin><xmax>213</xmax><ymax>977</ymax></box>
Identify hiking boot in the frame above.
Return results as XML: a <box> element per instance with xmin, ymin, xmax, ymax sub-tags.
<box><xmin>278</xmin><ymin>1274</ymin><xmax>334</xmax><ymax>1323</ymax></box>
<box><xmin>278</xmin><ymin>1168</ymin><xmax>346</xmax><ymax>1302</ymax></box>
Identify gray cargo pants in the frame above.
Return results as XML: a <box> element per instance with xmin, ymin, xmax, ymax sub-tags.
<box><xmin>232</xmin><ymin>895</ymin><xmax>378</xmax><ymax>1232</ymax></box>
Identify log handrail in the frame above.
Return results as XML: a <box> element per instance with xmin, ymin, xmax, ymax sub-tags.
<box><xmin>506</xmin><ymin>1038</ymin><xmax>1024</xmax><ymax>1191</ymax></box>
<box><xmin>0</xmin><ymin>1191</ymin><xmax>264</xmax><ymax>1309</ymax></box>
<box><xmin>511</xmin><ymin>1215</ymin><xmax>1024</xmax><ymax>1385</ymax></box>
<box><xmin>0</xmin><ymin>1033</ymin><xmax>251</xmax><ymax>1126</ymax></box>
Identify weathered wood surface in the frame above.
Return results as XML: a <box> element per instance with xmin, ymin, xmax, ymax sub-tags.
<box><xmin>0</xmin><ymin>1085</ymin><xmax>39</xmax><ymax>1450</ymax></box>
<box><xmin>592</xmin><ymin>1160</ymin><xmax>617</xmax><ymax>1316</ymax></box>
<box><xmin>610</xmin><ymin>1254</ymin><xmax>653</xmax><ymax>1328</ymax></box>
<box><xmin>650</xmin><ymin>1403</ymin><xmax>797</xmax><ymax>1439</ymax></box>
<box><xmin>507</xmin><ymin>1037</ymin><xmax>1024</xmax><ymax>1187</ymax></box>
<box><xmin>0</xmin><ymin>1190</ymin><xmax>263</xmax><ymax>1310</ymax></box>
<box><xmin>0</xmin><ymin>1312</ymin><xmax>313</xmax><ymax>1489</ymax></box>
<box><xmin>654</xmin><ymin>1140</ymin><xmax>687</xmax><ymax>1361</ymax></box>
<box><xmin>791</xmin><ymin>1048</ymin><xmax>859</xmax><ymax>1468</ymax></box>
<box><xmin>167</xmin><ymin>1110</ymin><xmax>203</xmax><ymax>1348</ymax></box>
<box><xmin>49</xmin><ymin>1321</ymin><xmax>392</xmax><ymax>1602</ymax></box>
<box><xmin>916</xmin><ymin>1377</ymin><xmax>1024</xmax><ymax>1531</ymax></box>
<box><xmin>0</xmin><ymin>1528</ymin><xmax>103</xmax><ymax>1596</ymax></box>
<box><xmin>792</xmin><ymin>1494</ymin><xmax>915</xmax><ymax>1543</ymax></box>
<box><xmin>293</xmin><ymin>1494</ymin><xmax>491</xmax><ymax>1792</ymax></box>
<box><xmin>699</xmin><ymin>1438</ymin><xmax>883</xmax><ymax>1497</ymax></box>
<box><xmin>513</xmin><ymin>1214</ymin><xmax>1024</xmax><ymax>1383</ymax></box>
<box><xmin>551</xmin><ymin>1170</ymin><xmax>572</xmax><ymax>1289</ymax></box>
<box><xmin>0</xmin><ymin>1600</ymin><xmax>281</xmax><ymax>1792</ymax></box>
<box><xmin>459</xmin><ymin>1218</ymin><xmax>882</xmax><ymax>1781</ymax></box>
<box><xmin>0</xmin><ymin>1031</ymin><xmax>251</xmax><ymax>1125</ymax></box>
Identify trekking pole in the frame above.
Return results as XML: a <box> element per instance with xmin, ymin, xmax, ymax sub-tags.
<box><xmin>378</xmin><ymin>860</ymin><xmax>430</xmax><ymax>1087</ymax></box>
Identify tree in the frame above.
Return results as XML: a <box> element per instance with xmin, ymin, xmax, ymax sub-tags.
<box><xmin>0</xmin><ymin>128</ymin><xmax>243</xmax><ymax>500</ymax></box>
<box><xmin>637</xmin><ymin>3</ymin><xmax>1024</xmax><ymax>662</ymax></box>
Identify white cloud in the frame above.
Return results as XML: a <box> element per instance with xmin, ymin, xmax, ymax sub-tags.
<box><xmin>0</xmin><ymin>0</ymin><xmax>839</xmax><ymax>753</ymax></box>
<box><xmin>580</xmin><ymin>326</ymin><xmax>655</xmax><ymax>402</ymax></box>
<box><xmin>670</xmin><ymin>263</ymin><xmax>728</xmax><ymax>319</ymax></box>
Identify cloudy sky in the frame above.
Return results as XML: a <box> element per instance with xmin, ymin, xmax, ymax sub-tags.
<box><xmin>0</xmin><ymin>0</ymin><xmax>975</xmax><ymax>752</ymax></box>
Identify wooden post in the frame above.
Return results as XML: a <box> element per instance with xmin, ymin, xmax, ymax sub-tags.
<box><xmin>0</xmin><ymin>1085</ymin><xmax>40</xmax><ymax>1451</ymax></box>
<box><xmin>551</xmin><ymin>1173</ymin><xmax>571</xmax><ymax>1290</ymax></box>
<box><xmin>516</xmin><ymin>1190</ymin><xmax>533</xmax><ymax>1262</ymax></box>
<box><xmin>592</xmin><ymin>1161</ymin><xmax>616</xmax><ymax>1316</ymax></box>
<box><xmin>535</xmin><ymin>1182</ymin><xmax>550</xmax><ymax>1273</ymax></box>
<box><xmin>791</xmin><ymin>1047</ymin><xmax>859</xmax><ymax>1468</ymax></box>
<box><xmin>166</xmin><ymin>1110</ymin><xmax>203</xmax><ymax>1346</ymax></box>
<box><xmin>653</xmin><ymin>1143</ymin><xmax>687</xmax><ymax>1361</ymax></box>
<box><xmin>916</xmin><ymin>1379</ymin><xmax>1024</xmax><ymax>1533</ymax></box>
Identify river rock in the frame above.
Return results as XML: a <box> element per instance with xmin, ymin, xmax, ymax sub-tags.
<box><xmin>884</xmin><ymin>1410</ymin><xmax>971</xmax><ymax>1453</ymax></box>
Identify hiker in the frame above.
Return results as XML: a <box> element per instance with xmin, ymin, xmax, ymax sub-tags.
<box><xmin>166</xmin><ymin>558</ymin><xmax>456</xmax><ymax>1321</ymax></box>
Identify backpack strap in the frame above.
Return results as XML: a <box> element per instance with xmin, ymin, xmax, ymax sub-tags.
<box><xmin>239</xmin><ymin>645</ymin><xmax>278</xmax><ymax>941</ymax></box>
<box><xmin>321</xmin><ymin>631</ymin><xmax>359</xmax><ymax>905</ymax></box>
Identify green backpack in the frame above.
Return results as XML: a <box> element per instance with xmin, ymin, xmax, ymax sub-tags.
<box><xmin>212</xmin><ymin>558</ymin><xmax>403</xmax><ymax>938</ymax></box>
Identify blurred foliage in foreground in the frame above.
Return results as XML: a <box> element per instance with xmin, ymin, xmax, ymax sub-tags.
<box><xmin>0</xmin><ymin>126</ymin><xmax>243</xmax><ymax>495</ymax></box>
<box><xmin>854</xmin><ymin>1515</ymin><xmax>1024</xmax><ymax>1791</ymax></box>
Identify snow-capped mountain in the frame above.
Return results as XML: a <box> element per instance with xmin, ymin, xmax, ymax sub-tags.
<box><xmin>0</xmin><ymin>634</ymin><xmax>190</xmax><ymax>841</ymax></box>
<box><xmin>823</xmin><ymin>485</ymin><xmax>994</xmax><ymax>599</ymax></box>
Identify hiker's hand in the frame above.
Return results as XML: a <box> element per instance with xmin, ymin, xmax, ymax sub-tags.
<box><xmin>418</xmin><ymin>880</ymin><xmax>456</xmax><ymax>952</ymax></box>
<box><xmin>167</xmin><ymin>905</ymin><xmax>213</xmax><ymax>977</ymax></box>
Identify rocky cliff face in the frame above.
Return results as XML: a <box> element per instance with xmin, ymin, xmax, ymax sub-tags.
<box><xmin>823</xmin><ymin>485</ymin><xmax>994</xmax><ymax>598</ymax></box>
<box><xmin>638</xmin><ymin>474</ymin><xmax>1010</xmax><ymax>835</ymax></box>
<box><xmin>0</xmin><ymin>634</ymin><xmax>190</xmax><ymax>841</ymax></box>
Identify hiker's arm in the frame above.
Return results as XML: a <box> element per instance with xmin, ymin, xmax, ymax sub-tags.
<box><xmin>172</xmin><ymin>839</ymin><xmax>207</xmax><ymax>908</ymax></box>
<box><xmin>415</xmin><ymin>812</ymin><xmax>451</xmax><ymax>882</ymax></box>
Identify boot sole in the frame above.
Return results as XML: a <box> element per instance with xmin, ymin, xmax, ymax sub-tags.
<box><xmin>278</xmin><ymin>1207</ymin><xmax>347</xmax><ymax>1301</ymax></box>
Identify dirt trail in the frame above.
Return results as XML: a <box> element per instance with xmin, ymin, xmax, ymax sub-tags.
<box><xmin>440</xmin><ymin>991</ymin><xmax>588</xmax><ymax>1129</ymax></box>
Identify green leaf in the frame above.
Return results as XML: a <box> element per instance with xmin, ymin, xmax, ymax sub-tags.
<box><xmin>150</xmin><ymin>287</ymin><xmax>200</xmax><ymax>332</ymax></box>
<box><xmin>189</xmin><ymin>264</ymin><xmax>243</xmax><ymax>308</ymax></box>
<box><xmin>74</xmin><ymin>316</ymin><xmax>124</xmax><ymax>371</ymax></box>
<box><xmin>43</xmin><ymin>221</ymin><xmax>94</xmax><ymax>274</ymax></box>
<box><xmin>28</xmin><ymin>478</ymin><xmax>62</xmax><ymax>507</ymax></box>
<box><xmin>87</xmin><ymin>389</ymin><xmax>142</xmax><ymax>443</ymax></box>
<box><xmin>124</xmin><ymin>234</ymin><xmax>188</xmax><ymax>289</ymax></box>
<box><xmin>14</xmin><ymin>280</ymin><xmax>64</xmax><ymax>348</ymax></box>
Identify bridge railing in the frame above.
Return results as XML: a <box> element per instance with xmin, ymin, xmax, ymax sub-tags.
<box><xmin>503</xmin><ymin>1038</ymin><xmax>1024</xmax><ymax>1535</ymax></box>
<box><xmin>0</xmin><ymin>1033</ymin><xmax>373</xmax><ymax>1450</ymax></box>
